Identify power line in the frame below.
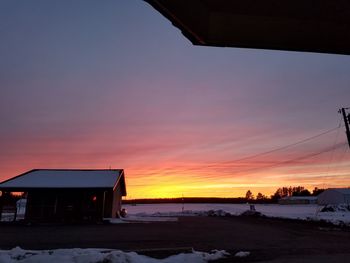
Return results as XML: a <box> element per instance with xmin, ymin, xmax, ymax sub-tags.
<box><xmin>325</xmin><ymin>116</ymin><xmax>343</xmax><ymax>176</ymax></box>
<box><xmin>328</xmin><ymin>143</ymin><xmax>349</xmax><ymax>176</ymax></box>
<box><xmin>202</xmin><ymin>126</ymin><xmax>341</xmax><ymax>169</ymax></box>
<box><xmin>167</xmin><ymin>142</ymin><xmax>347</xmax><ymax>183</ymax></box>
<box><xmin>131</xmin><ymin>126</ymin><xmax>343</xmax><ymax>176</ymax></box>
<box><xmin>231</xmin><ymin>142</ymin><xmax>347</xmax><ymax>174</ymax></box>
<box><xmin>180</xmin><ymin>129</ymin><xmax>346</xmax><ymax>176</ymax></box>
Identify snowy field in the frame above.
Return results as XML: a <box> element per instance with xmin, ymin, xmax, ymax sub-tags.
<box><xmin>0</xmin><ymin>247</ymin><xmax>240</xmax><ymax>263</ymax></box>
<box><xmin>123</xmin><ymin>203</ymin><xmax>350</xmax><ymax>225</ymax></box>
<box><xmin>2</xmin><ymin>202</ymin><xmax>349</xmax><ymax>225</ymax></box>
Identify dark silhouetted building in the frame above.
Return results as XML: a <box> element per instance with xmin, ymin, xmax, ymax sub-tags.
<box><xmin>0</xmin><ymin>169</ymin><xmax>126</xmax><ymax>222</ymax></box>
<box><xmin>145</xmin><ymin>0</ymin><xmax>350</xmax><ymax>55</ymax></box>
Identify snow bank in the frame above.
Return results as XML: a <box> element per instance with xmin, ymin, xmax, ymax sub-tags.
<box><xmin>315</xmin><ymin>212</ymin><xmax>350</xmax><ymax>226</ymax></box>
<box><xmin>320</xmin><ymin>204</ymin><xmax>350</xmax><ymax>212</ymax></box>
<box><xmin>0</xmin><ymin>213</ymin><xmax>14</xmax><ymax>222</ymax></box>
<box><xmin>134</xmin><ymin>209</ymin><xmax>231</xmax><ymax>218</ymax></box>
<box><xmin>124</xmin><ymin>215</ymin><xmax>178</xmax><ymax>222</ymax></box>
<box><xmin>314</xmin><ymin>204</ymin><xmax>350</xmax><ymax>226</ymax></box>
<box><xmin>234</xmin><ymin>251</ymin><xmax>250</xmax><ymax>257</ymax></box>
<box><xmin>108</xmin><ymin>216</ymin><xmax>178</xmax><ymax>224</ymax></box>
<box><xmin>0</xmin><ymin>247</ymin><xmax>229</xmax><ymax>263</ymax></box>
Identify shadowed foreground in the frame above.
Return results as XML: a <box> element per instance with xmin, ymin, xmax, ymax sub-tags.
<box><xmin>0</xmin><ymin>216</ymin><xmax>350</xmax><ymax>262</ymax></box>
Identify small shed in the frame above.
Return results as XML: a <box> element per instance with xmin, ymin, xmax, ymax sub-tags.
<box><xmin>278</xmin><ymin>196</ymin><xmax>317</xmax><ymax>205</ymax></box>
<box><xmin>317</xmin><ymin>188</ymin><xmax>350</xmax><ymax>205</ymax></box>
<box><xmin>0</xmin><ymin>169</ymin><xmax>126</xmax><ymax>222</ymax></box>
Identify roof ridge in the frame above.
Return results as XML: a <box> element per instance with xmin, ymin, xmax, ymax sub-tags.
<box><xmin>0</xmin><ymin>169</ymin><xmax>124</xmax><ymax>186</ymax></box>
<box><xmin>0</xmin><ymin>169</ymin><xmax>125</xmax><ymax>190</ymax></box>
<box><xmin>33</xmin><ymin>169</ymin><xmax>123</xmax><ymax>171</ymax></box>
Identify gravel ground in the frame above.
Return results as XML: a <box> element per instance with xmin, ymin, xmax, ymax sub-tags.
<box><xmin>0</xmin><ymin>216</ymin><xmax>350</xmax><ymax>262</ymax></box>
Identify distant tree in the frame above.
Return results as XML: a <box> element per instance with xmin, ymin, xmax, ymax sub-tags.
<box><xmin>270</xmin><ymin>186</ymin><xmax>312</xmax><ymax>197</ymax></box>
<box><xmin>271</xmin><ymin>186</ymin><xmax>312</xmax><ymax>201</ymax></box>
<box><xmin>300</xmin><ymin>189</ymin><xmax>311</xmax><ymax>196</ymax></box>
<box><xmin>274</xmin><ymin>187</ymin><xmax>289</xmax><ymax>198</ymax></box>
<box><xmin>270</xmin><ymin>192</ymin><xmax>279</xmax><ymax>202</ymax></box>
<box><xmin>290</xmin><ymin>186</ymin><xmax>311</xmax><ymax>196</ymax></box>
<box><xmin>291</xmin><ymin>186</ymin><xmax>303</xmax><ymax>196</ymax></box>
<box><xmin>245</xmin><ymin>190</ymin><xmax>254</xmax><ymax>200</ymax></box>
<box><xmin>256</xmin><ymin>192</ymin><xmax>266</xmax><ymax>201</ymax></box>
<box><xmin>312</xmin><ymin>187</ymin><xmax>325</xmax><ymax>196</ymax></box>
<box><xmin>271</xmin><ymin>188</ymin><xmax>282</xmax><ymax>201</ymax></box>
<box><xmin>281</xmin><ymin>187</ymin><xmax>290</xmax><ymax>197</ymax></box>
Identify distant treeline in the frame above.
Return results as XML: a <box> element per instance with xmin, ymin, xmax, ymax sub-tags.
<box><xmin>123</xmin><ymin>197</ymin><xmax>275</xmax><ymax>204</ymax></box>
<box><xmin>123</xmin><ymin>186</ymin><xmax>328</xmax><ymax>204</ymax></box>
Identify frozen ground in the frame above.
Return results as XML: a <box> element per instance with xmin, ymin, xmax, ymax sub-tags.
<box><xmin>124</xmin><ymin>203</ymin><xmax>350</xmax><ymax>225</ymax></box>
<box><xmin>0</xmin><ymin>247</ymin><xmax>230</xmax><ymax>263</ymax></box>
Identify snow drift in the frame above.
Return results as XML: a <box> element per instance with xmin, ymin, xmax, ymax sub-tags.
<box><xmin>0</xmin><ymin>247</ymin><xmax>229</xmax><ymax>263</ymax></box>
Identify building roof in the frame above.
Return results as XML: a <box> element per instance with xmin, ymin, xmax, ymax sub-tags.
<box><xmin>327</xmin><ymin>188</ymin><xmax>350</xmax><ymax>195</ymax></box>
<box><xmin>145</xmin><ymin>0</ymin><xmax>350</xmax><ymax>55</ymax></box>
<box><xmin>0</xmin><ymin>169</ymin><xmax>126</xmax><ymax>195</ymax></box>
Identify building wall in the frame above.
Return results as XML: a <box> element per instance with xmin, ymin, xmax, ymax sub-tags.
<box><xmin>103</xmin><ymin>190</ymin><xmax>113</xmax><ymax>218</ymax></box>
<box><xmin>345</xmin><ymin>194</ymin><xmax>350</xmax><ymax>204</ymax></box>
<box><xmin>317</xmin><ymin>190</ymin><xmax>347</xmax><ymax>205</ymax></box>
<box><xmin>278</xmin><ymin>198</ymin><xmax>316</xmax><ymax>205</ymax></box>
<box><xmin>111</xmin><ymin>184</ymin><xmax>123</xmax><ymax>218</ymax></box>
<box><xmin>25</xmin><ymin>189</ymin><xmax>107</xmax><ymax>222</ymax></box>
<box><xmin>101</xmin><ymin>186</ymin><xmax>123</xmax><ymax>218</ymax></box>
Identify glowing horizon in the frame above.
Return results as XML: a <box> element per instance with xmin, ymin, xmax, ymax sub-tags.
<box><xmin>1</xmin><ymin>133</ymin><xmax>349</xmax><ymax>199</ymax></box>
<box><xmin>0</xmin><ymin>0</ymin><xmax>349</xmax><ymax>199</ymax></box>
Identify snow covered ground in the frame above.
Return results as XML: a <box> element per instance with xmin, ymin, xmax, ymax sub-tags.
<box><xmin>2</xmin><ymin>202</ymin><xmax>349</xmax><ymax>226</ymax></box>
<box><xmin>0</xmin><ymin>247</ymin><xmax>231</xmax><ymax>263</ymax></box>
<box><xmin>123</xmin><ymin>203</ymin><xmax>350</xmax><ymax>225</ymax></box>
<box><xmin>0</xmin><ymin>212</ymin><xmax>25</xmax><ymax>222</ymax></box>
<box><xmin>108</xmin><ymin>215</ymin><xmax>178</xmax><ymax>224</ymax></box>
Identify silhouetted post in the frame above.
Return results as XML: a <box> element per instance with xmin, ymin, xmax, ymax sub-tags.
<box><xmin>0</xmin><ymin>191</ymin><xmax>2</xmax><ymax>221</ymax></box>
<box><xmin>340</xmin><ymin>107</ymin><xmax>350</xmax><ymax>148</ymax></box>
<box><xmin>182</xmin><ymin>194</ymin><xmax>184</xmax><ymax>213</ymax></box>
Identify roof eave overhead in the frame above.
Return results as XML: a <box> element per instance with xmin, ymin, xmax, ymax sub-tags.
<box><xmin>145</xmin><ymin>0</ymin><xmax>350</xmax><ymax>55</ymax></box>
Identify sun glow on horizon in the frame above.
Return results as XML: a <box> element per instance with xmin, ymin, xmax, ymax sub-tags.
<box><xmin>1</xmin><ymin>1</ymin><xmax>350</xmax><ymax>201</ymax></box>
<box><xmin>124</xmin><ymin>165</ymin><xmax>350</xmax><ymax>199</ymax></box>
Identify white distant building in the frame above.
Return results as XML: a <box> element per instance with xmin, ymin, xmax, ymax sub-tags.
<box><xmin>278</xmin><ymin>196</ymin><xmax>317</xmax><ymax>205</ymax></box>
<box><xmin>317</xmin><ymin>188</ymin><xmax>350</xmax><ymax>205</ymax></box>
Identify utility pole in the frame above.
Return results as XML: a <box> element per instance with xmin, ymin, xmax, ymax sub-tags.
<box><xmin>339</xmin><ymin>107</ymin><xmax>350</xmax><ymax>148</ymax></box>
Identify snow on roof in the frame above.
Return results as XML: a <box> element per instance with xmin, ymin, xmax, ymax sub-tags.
<box><xmin>328</xmin><ymin>188</ymin><xmax>350</xmax><ymax>195</ymax></box>
<box><xmin>0</xmin><ymin>169</ymin><xmax>124</xmax><ymax>189</ymax></box>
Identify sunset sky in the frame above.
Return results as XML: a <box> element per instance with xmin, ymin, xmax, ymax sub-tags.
<box><xmin>1</xmin><ymin>0</ymin><xmax>350</xmax><ymax>198</ymax></box>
